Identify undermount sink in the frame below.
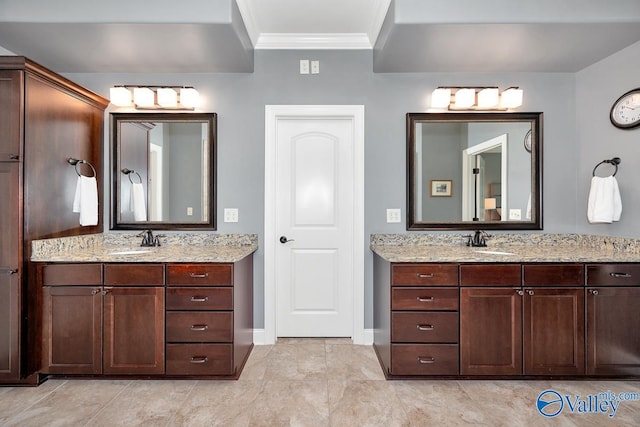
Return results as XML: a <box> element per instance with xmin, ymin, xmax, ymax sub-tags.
<box><xmin>474</xmin><ymin>250</ymin><xmax>516</xmax><ymax>256</ymax></box>
<box><xmin>108</xmin><ymin>249</ymin><xmax>155</xmax><ymax>255</ymax></box>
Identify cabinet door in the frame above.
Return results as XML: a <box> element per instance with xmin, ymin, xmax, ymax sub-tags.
<box><xmin>103</xmin><ymin>287</ymin><xmax>164</xmax><ymax>374</ymax></box>
<box><xmin>41</xmin><ymin>286</ymin><xmax>102</xmax><ymax>374</ymax></box>
<box><xmin>0</xmin><ymin>70</ymin><xmax>22</xmax><ymax>160</ymax></box>
<box><xmin>524</xmin><ymin>288</ymin><xmax>585</xmax><ymax>375</ymax></box>
<box><xmin>0</xmin><ymin>161</ymin><xmax>20</xmax><ymax>381</ymax></box>
<box><xmin>460</xmin><ymin>288</ymin><xmax>522</xmax><ymax>375</ymax></box>
<box><xmin>587</xmin><ymin>287</ymin><xmax>640</xmax><ymax>375</ymax></box>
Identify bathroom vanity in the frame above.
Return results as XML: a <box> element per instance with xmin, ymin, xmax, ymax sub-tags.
<box><xmin>32</xmin><ymin>233</ymin><xmax>256</xmax><ymax>380</ymax></box>
<box><xmin>372</xmin><ymin>234</ymin><xmax>640</xmax><ymax>379</ymax></box>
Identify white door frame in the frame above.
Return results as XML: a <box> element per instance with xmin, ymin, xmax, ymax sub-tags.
<box><xmin>264</xmin><ymin>105</ymin><xmax>365</xmax><ymax>345</ymax></box>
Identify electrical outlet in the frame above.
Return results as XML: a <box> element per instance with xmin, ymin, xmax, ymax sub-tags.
<box><xmin>386</xmin><ymin>208</ymin><xmax>402</xmax><ymax>223</ymax></box>
<box><xmin>299</xmin><ymin>59</ymin><xmax>309</xmax><ymax>74</ymax></box>
<box><xmin>224</xmin><ymin>208</ymin><xmax>239</xmax><ymax>223</ymax></box>
<box><xmin>509</xmin><ymin>209</ymin><xmax>522</xmax><ymax>220</ymax></box>
<box><xmin>311</xmin><ymin>60</ymin><xmax>320</xmax><ymax>74</ymax></box>
<box><xmin>186</xmin><ymin>207</ymin><xmax>193</xmax><ymax>216</ymax></box>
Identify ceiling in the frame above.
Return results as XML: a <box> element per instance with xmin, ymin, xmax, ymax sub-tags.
<box><xmin>0</xmin><ymin>0</ymin><xmax>639</xmax><ymax>73</ymax></box>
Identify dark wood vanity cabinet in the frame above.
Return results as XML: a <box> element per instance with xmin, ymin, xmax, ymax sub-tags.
<box><xmin>0</xmin><ymin>57</ymin><xmax>109</xmax><ymax>384</ymax></box>
<box><xmin>373</xmin><ymin>257</ymin><xmax>635</xmax><ymax>379</ymax></box>
<box><xmin>374</xmin><ymin>261</ymin><xmax>460</xmax><ymax>376</ymax></box>
<box><xmin>39</xmin><ymin>257</ymin><xmax>253</xmax><ymax>379</ymax></box>
<box><xmin>586</xmin><ymin>264</ymin><xmax>640</xmax><ymax>376</ymax></box>
<box><xmin>41</xmin><ymin>264</ymin><xmax>165</xmax><ymax>375</ymax></box>
<box><xmin>461</xmin><ymin>264</ymin><xmax>585</xmax><ymax>376</ymax></box>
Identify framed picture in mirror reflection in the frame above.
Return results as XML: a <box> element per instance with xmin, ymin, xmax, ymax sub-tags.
<box><xmin>430</xmin><ymin>180</ymin><xmax>452</xmax><ymax>197</ymax></box>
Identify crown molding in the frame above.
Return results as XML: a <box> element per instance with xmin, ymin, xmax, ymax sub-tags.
<box><xmin>234</xmin><ymin>0</ymin><xmax>260</xmax><ymax>46</ymax></box>
<box><xmin>256</xmin><ymin>33</ymin><xmax>372</xmax><ymax>50</ymax></box>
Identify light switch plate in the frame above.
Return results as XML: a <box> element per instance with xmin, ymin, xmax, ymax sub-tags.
<box><xmin>386</xmin><ymin>208</ymin><xmax>402</xmax><ymax>223</ymax></box>
<box><xmin>311</xmin><ymin>60</ymin><xmax>320</xmax><ymax>74</ymax></box>
<box><xmin>509</xmin><ymin>209</ymin><xmax>522</xmax><ymax>220</ymax></box>
<box><xmin>224</xmin><ymin>208</ymin><xmax>239</xmax><ymax>223</ymax></box>
<box><xmin>299</xmin><ymin>59</ymin><xmax>309</xmax><ymax>74</ymax></box>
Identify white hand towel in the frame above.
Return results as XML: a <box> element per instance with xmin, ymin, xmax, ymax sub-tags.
<box><xmin>130</xmin><ymin>182</ymin><xmax>147</xmax><ymax>221</ymax></box>
<box><xmin>72</xmin><ymin>176</ymin><xmax>98</xmax><ymax>226</ymax></box>
<box><xmin>587</xmin><ymin>176</ymin><xmax>622</xmax><ymax>223</ymax></box>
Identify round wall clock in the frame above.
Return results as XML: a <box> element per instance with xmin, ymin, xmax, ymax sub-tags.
<box><xmin>524</xmin><ymin>129</ymin><xmax>532</xmax><ymax>153</ymax></box>
<box><xmin>610</xmin><ymin>88</ymin><xmax>640</xmax><ymax>129</ymax></box>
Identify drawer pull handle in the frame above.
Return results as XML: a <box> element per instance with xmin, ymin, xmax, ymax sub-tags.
<box><xmin>189</xmin><ymin>273</ymin><xmax>209</xmax><ymax>278</ymax></box>
<box><xmin>190</xmin><ymin>325</ymin><xmax>209</xmax><ymax>331</ymax></box>
<box><xmin>190</xmin><ymin>296</ymin><xmax>209</xmax><ymax>302</ymax></box>
<box><xmin>190</xmin><ymin>356</ymin><xmax>209</xmax><ymax>364</ymax></box>
<box><xmin>610</xmin><ymin>272</ymin><xmax>631</xmax><ymax>278</ymax></box>
<box><xmin>417</xmin><ymin>357</ymin><xmax>435</xmax><ymax>364</ymax></box>
<box><xmin>416</xmin><ymin>296</ymin><xmax>434</xmax><ymax>302</ymax></box>
<box><xmin>8</xmin><ymin>154</ymin><xmax>19</xmax><ymax>160</ymax></box>
<box><xmin>416</xmin><ymin>324</ymin><xmax>434</xmax><ymax>331</ymax></box>
<box><xmin>417</xmin><ymin>273</ymin><xmax>434</xmax><ymax>279</ymax></box>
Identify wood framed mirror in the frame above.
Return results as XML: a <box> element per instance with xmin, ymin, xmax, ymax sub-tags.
<box><xmin>407</xmin><ymin>112</ymin><xmax>542</xmax><ymax>230</ymax></box>
<box><xmin>110</xmin><ymin>112</ymin><xmax>216</xmax><ymax>230</ymax></box>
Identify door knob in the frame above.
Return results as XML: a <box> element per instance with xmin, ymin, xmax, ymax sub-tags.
<box><xmin>279</xmin><ymin>236</ymin><xmax>295</xmax><ymax>244</ymax></box>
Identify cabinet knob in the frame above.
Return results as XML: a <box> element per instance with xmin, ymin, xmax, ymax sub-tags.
<box><xmin>590</xmin><ymin>289</ymin><xmax>599</xmax><ymax>296</ymax></box>
<box><xmin>527</xmin><ymin>290</ymin><xmax>535</xmax><ymax>296</ymax></box>
<box><xmin>516</xmin><ymin>290</ymin><xmax>524</xmax><ymax>296</ymax></box>
<box><xmin>101</xmin><ymin>289</ymin><xmax>110</xmax><ymax>295</ymax></box>
<box><xmin>91</xmin><ymin>289</ymin><xmax>100</xmax><ymax>295</ymax></box>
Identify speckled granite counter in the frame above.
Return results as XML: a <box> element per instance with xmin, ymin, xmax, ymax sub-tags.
<box><xmin>370</xmin><ymin>233</ymin><xmax>640</xmax><ymax>263</ymax></box>
<box><xmin>31</xmin><ymin>233</ymin><xmax>258</xmax><ymax>263</ymax></box>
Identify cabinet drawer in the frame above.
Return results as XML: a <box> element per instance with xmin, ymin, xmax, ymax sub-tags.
<box><xmin>166</xmin><ymin>287</ymin><xmax>233</xmax><ymax>310</ymax></box>
<box><xmin>586</xmin><ymin>264</ymin><xmax>640</xmax><ymax>286</ymax></box>
<box><xmin>166</xmin><ymin>344</ymin><xmax>232</xmax><ymax>375</ymax></box>
<box><xmin>41</xmin><ymin>263</ymin><xmax>102</xmax><ymax>286</ymax></box>
<box><xmin>460</xmin><ymin>264</ymin><xmax>521</xmax><ymax>286</ymax></box>
<box><xmin>391</xmin><ymin>344</ymin><xmax>459</xmax><ymax>375</ymax></box>
<box><xmin>392</xmin><ymin>312</ymin><xmax>459</xmax><ymax>343</ymax></box>
<box><xmin>166</xmin><ymin>312</ymin><xmax>232</xmax><ymax>342</ymax></box>
<box><xmin>392</xmin><ymin>264</ymin><xmax>458</xmax><ymax>286</ymax></box>
<box><xmin>523</xmin><ymin>264</ymin><xmax>584</xmax><ymax>286</ymax></box>
<box><xmin>167</xmin><ymin>264</ymin><xmax>233</xmax><ymax>286</ymax></box>
<box><xmin>104</xmin><ymin>264</ymin><xmax>164</xmax><ymax>286</ymax></box>
<box><xmin>391</xmin><ymin>288</ymin><xmax>458</xmax><ymax>311</ymax></box>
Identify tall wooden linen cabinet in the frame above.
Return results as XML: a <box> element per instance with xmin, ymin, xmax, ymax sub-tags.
<box><xmin>0</xmin><ymin>57</ymin><xmax>109</xmax><ymax>384</ymax></box>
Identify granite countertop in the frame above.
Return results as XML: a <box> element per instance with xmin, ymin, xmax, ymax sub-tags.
<box><xmin>370</xmin><ymin>233</ymin><xmax>640</xmax><ymax>263</ymax></box>
<box><xmin>31</xmin><ymin>233</ymin><xmax>258</xmax><ymax>263</ymax></box>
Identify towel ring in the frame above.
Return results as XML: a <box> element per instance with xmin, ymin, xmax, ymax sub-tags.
<box><xmin>592</xmin><ymin>157</ymin><xmax>621</xmax><ymax>177</ymax></box>
<box><xmin>67</xmin><ymin>158</ymin><xmax>96</xmax><ymax>178</ymax></box>
<box><xmin>121</xmin><ymin>168</ymin><xmax>143</xmax><ymax>184</ymax></box>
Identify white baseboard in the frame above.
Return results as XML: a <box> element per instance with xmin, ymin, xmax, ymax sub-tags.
<box><xmin>253</xmin><ymin>328</ymin><xmax>373</xmax><ymax>345</ymax></box>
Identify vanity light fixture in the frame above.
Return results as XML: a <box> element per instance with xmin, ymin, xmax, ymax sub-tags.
<box><xmin>431</xmin><ymin>86</ymin><xmax>523</xmax><ymax>110</ymax></box>
<box><xmin>109</xmin><ymin>85</ymin><xmax>200</xmax><ymax>110</ymax></box>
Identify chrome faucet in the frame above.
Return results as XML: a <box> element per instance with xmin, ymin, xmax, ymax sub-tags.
<box><xmin>138</xmin><ymin>229</ymin><xmax>163</xmax><ymax>247</ymax></box>
<box><xmin>466</xmin><ymin>230</ymin><xmax>489</xmax><ymax>247</ymax></box>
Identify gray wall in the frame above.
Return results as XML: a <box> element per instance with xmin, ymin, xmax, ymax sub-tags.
<box><xmin>576</xmin><ymin>40</ymin><xmax>640</xmax><ymax>237</ymax></box>
<box><xmin>60</xmin><ymin>45</ymin><xmax>636</xmax><ymax>330</ymax></box>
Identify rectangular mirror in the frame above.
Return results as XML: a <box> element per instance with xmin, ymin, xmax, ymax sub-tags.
<box><xmin>407</xmin><ymin>112</ymin><xmax>542</xmax><ymax>230</ymax></box>
<box><xmin>111</xmin><ymin>112</ymin><xmax>216</xmax><ymax>230</ymax></box>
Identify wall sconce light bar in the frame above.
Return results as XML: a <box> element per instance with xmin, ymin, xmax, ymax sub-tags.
<box><xmin>431</xmin><ymin>86</ymin><xmax>523</xmax><ymax>110</ymax></box>
<box><xmin>109</xmin><ymin>85</ymin><xmax>200</xmax><ymax>110</ymax></box>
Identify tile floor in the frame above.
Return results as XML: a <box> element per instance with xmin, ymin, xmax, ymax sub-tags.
<box><xmin>0</xmin><ymin>339</ymin><xmax>638</xmax><ymax>426</ymax></box>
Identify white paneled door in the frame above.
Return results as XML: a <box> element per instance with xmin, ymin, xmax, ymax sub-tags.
<box><xmin>265</xmin><ymin>106</ymin><xmax>364</xmax><ymax>341</ymax></box>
